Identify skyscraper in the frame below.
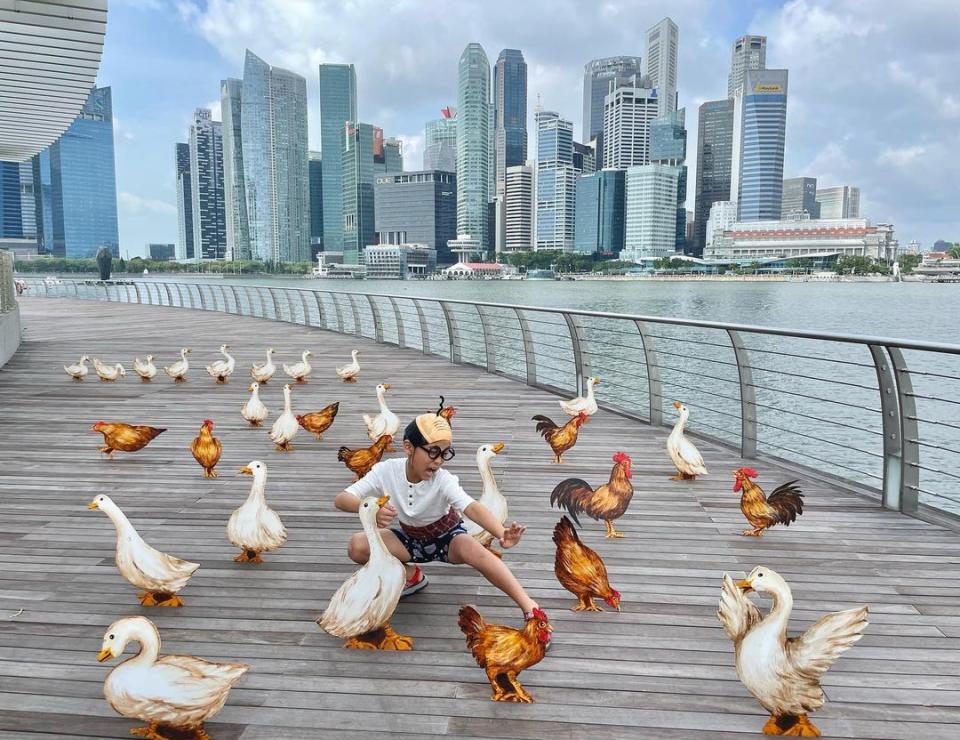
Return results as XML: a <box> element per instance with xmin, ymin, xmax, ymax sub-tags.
<box><xmin>374</xmin><ymin>170</ymin><xmax>457</xmax><ymax>263</ymax></box>
<box><xmin>424</xmin><ymin>109</ymin><xmax>457</xmax><ymax>172</ymax></box>
<box><xmin>644</xmin><ymin>18</ymin><xmax>679</xmax><ymax>117</ymax></box>
<box><xmin>175</xmin><ymin>142</ymin><xmax>195</xmax><ymax>260</ymax></box>
<box><xmin>572</xmin><ymin>141</ymin><xmax>596</xmax><ymax>175</ymax></box>
<box><xmin>602</xmin><ymin>74</ymin><xmax>659</xmax><ymax>169</ymax></box>
<box><xmin>341</xmin><ymin>121</ymin><xmax>376</xmax><ymax>264</ymax></box>
<box><xmin>319</xmin><ymin>63</ymin><xmax>358</xmax><ymax>252</ymax></box>
<box><xmin>816</xmin><ymin>185</ymin><xmax>860</xmax><ymax>218</ymax></box>
<box><xmin>374</xmin><ymin>134</ymin><xmax>403</xmax><ymax>174</ymax></box>
<box><xmin>782</xmin><ymin>177</ymin><xmax>820</xmax><ymax>218</ymax></box>
<box><xmin>493</xmin><ymin>49</ymin><xmax>527</xmax><ymax>199</ymax></box>
<box><xmin>582</xmin><ymin>56</ymin><xmax>642</xmax><ymax>166</ymax></box>
<box><xmin>503</xmin><ymin>165</ymin><xmax>533</xmax><ymax>252</ymax></box>
<box><xmin>693</xmin><ymin>99</ymin><xmax>734</xmax><ymax>255</ymax></box>
<box><xmin>728</xmin><ymin>35</ymin><xmax>767</xmax><ymax>99</ymax></box>
<box><xmin>188</xmin><ymin>109</ymin><xmax>227</xmax><ymax>260</ymax></box>
<box><xmin>0</xmin><ymin>162</ymin><xmax>22</xmax><ymax>239</ymax></box>
<box><xmin>731</xmin><ymin>68</ymin><xmax>788</xmax><ymax>221</ymax></box>
<box><xmin>220</xmin><ymin>77</ymin><xmax>249</xmax><ymax>260</ymax></box>
<box><xmin>535</xmin><ymin>109</ymin><xmax>576</xmax><ymax>252</ymax></box>
<box><xmin>43</xmin><ymin>86</ymin><xmax>119</xmax><ymax>258</ymax></box>
<box><xmin>242</xmin><ymin>50</ymin><xmax>310</xmax><ymax>263</ymax></box>
<box><xmin>622</xmin><ymin>164</ymin><xmax>680</xmax><ymax>261</ymax></box>
<box><xmin>650</xmin><ymin>108</ymin><xmax>688</xmax><ymax>253</ymax></box>
<box><xmin>575</xmin><ymin>169</ymin><xmax>625</xmax><ymax>256</ymax></box>
<box><xmin>456</xmin><ymin>43</ymin><xmax>492</xmax><ymax>250</ymax></box>
<box><xmin>308</xmin><ymin>152</ymin><xmax>323</xmax><ymax>255</ymax></box>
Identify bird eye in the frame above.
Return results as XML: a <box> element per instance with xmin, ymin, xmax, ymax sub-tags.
<box><xmin>363</xmin><ymin>503</ymin><xmax>368</xmax><ymax>508</ymax></box>
<box><xmin>109</xmin><ymin>634</ymin><xmax>114</xmax><ymax>640</ymax></box>
<box><xmin>757</xmin><ymin>572</ymin><xmax>764</xmax><ymax>578</ymax></box>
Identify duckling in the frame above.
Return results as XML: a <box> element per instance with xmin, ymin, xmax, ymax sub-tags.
<box><xmin>94</xmin><ymin>358</ymin><xmax>126</xmax><ymax>382</ymax></box>
<box><xmin>132</xmin><ymin>355</ymin><xmax>157</xmax><ymax>382</ymax></box>
<box><xmin>269</xmin><ymin>383</ymin><xmax>299</xmax><ymax>451</ymax></box>
<box><xmin>250</xmin><ymin>347</ymin><xmax>276</xmax><ymax>384</ymax></box>
<box><xmin>283</xmin><ymin>350</ymin><xmax>313</xmax><ymax>383</ymax></box>
<box><xmin>205</xmin><ymin>343</ymin><xmax>235</xmax><ymax>384</ymax></box>
<box><xmin>99</xmin><ymin>616</ymin><xmax>248</xmax><ymax>740</ymax></box>
<box><xmin>336</xmin><ymin>349</ymin><xmax>361</xmax><ymax>383</ymax></box>
<box><xmin>163</xmin><ymin>347</ymin><xmax>191</xmax><ymax>383</ymax></box>
<box><xmin>317</xmin><ymin>495</ymin><xmax>412</xmax><ymax>650</ymax></box>
<box><xmin>362</xmin><ymin>383</ymin><xmax>399</xmax><ymax>449</ymax></box>
<box><xmin>64</xmin><ymin>355</ymin><xmax>90</xmax><ymax>381</ymax></box>
<box><xmin>87</xmin><ymin>494</ymin><xmax>199</xmax><ymax>606</ymax></box>
<box><xmin>227</xmin><ymin>461</ymin><xmax>287</xmax><ymax>563</ymax></box>
<box><xmin>463</xmin><ymin>443</ymin><xmax>506</xmax><ymax>557</ymax></box>
<box><xmin>718</xmin><ymin>567</ymin><xmax>869</xmax><ymax>737</ymax></box>
<box><xmin>241</xmin><ymin>382</ymin><xmax>268</xmax><ymax>426</ymax></box>
<box><xmin>560</xmin><ymin>376</ymin><xmax>601</xmax><ymax>417</ymax></box>
<box><xmin>666</xmin><ymin>400</ymin><xmax>708</xmax><ymax>480</ymax></box>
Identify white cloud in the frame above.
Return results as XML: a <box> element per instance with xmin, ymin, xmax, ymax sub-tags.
<box><xmin>118</xmin><ymin>191</ymin><xmax>177</xmax><ymax>216</ymax></box>
<box><xmin>396</xmin><ymin>133</ymin><xmax>424</xmax><ymax>171</ymax></box>
<box><xmin>204</xmin><ymin>98</ymin><xmax>222</xmax><ymax>122</ymax></box>
<box><xmin>877</xmin><ymin>145</ymin><xmax>927</xmax><ymax>168</ymax></box>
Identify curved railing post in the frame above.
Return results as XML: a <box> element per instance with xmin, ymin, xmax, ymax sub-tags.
<box><xmin>133</xmin><ymin>282</ymin><xmax>143</xmax><ymax>304</ymax></box>
<box><xmin>868</xmin><ymin>344</ymin><xmax>904</xmax><ymax>511</ymax></box>
<box><xmin>268</xmin><ymin>288</ymin><xmax>280</xmax><ymax>319</ymax></box>
<box><xmin>298</xmin><ymin>291</ymin><xmax>310</xmax><ymax>325</ymax></box>
<box><xmin>346</xmin><ymin>293</ymin><xmax>363</xmax><ymax>336</ymax></box>
<box><xmin>477</xmin><ymin>305</ymin><xmax>497</xmax><ymax>373</ymax></box>
<box><xmin>312</xmin><ymin>291</ymin><xmax>326</xmax><ymax>329</ymax></box>
<box><xmin>365</xmin><ymin>295</ymin><xmax>384</xmax><ymax>343</ymax></box>
<box><xmin>634</xmin><ymin>320</ymin><xmax>663</xmax><ymax>426</ymax></box>
<box><xmin>163</xmin><ymin>283</ymin><xmax>173</xmax><ymax>306</ymax></box>
<box><xmin>230</xmin><ymin>285</ymin><xmax>241</xmax><ymax>314</ymax></box>
<box><xmin>388</xmin><ymin>296</ymin><xmax>406</xmax><ymax>347</ymax></box>
<box><xmin>564</xmin><ymin>313</ymin><xmax>587</xmax><ymax>394</ymax></box>
<box><xmin>888</xmin><ymin>347</ymin><xmax>919</xmax><ymax>514</ymax></box>
<box><xmin>414</xmin><ymin>299</ymin><xmax>430</xmax><ymax>354</ymax></box>
<box><xmin>515</xmin><ymin>308</ymin><xmax>537</xmax><ymax>386</ymax></box>
<box><xmin>439</xmin><ymin>301</ymin><xmax>460</xmax><ymax>363</ymax></box>
<box><xmin>727</xmin><ymin>329</ymin><xmax>758</xmax><ymax>459</ymax></box>
<box><xmin>329</xmin><ymin>292</ymin><xmax>344</xmax><ymax>332</ymax></box>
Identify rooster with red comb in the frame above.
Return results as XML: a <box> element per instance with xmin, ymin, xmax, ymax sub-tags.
<box><xmin>733</xmin><ymin>467</ymin><xmax>804</xmax><ymax>537</ymax></box>
<box><xmin>550</xmin><ymin>451</ymin><xmax>634</xmax><ymax>538</ymax></box>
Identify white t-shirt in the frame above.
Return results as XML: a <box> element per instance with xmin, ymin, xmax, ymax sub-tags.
<box><xmin>345</xmin><ymin>457</ymin><xmax>477</xmax><ymax>527</ymax></box>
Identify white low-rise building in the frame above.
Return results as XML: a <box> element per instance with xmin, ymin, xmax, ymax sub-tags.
<box><xmin>362</xmin><ymin>243</ymin><xmax>436</xmax><ymax>280</ymax></box>
<box><xmin>705</xmin><ymin>218</ymin><xmax>898</xmax><ymax>262</ymax></box>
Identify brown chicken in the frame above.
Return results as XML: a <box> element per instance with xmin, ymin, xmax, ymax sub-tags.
<box><xmin>553</xmin><ymin>517</ymin><xmax>621</xmax><ymax>612</ymax></box>
<box><xmin>734</xmin><ymin>467</ymin><xmax>804</xmax><ymax>537</ymax></box>
<box><xmin>190</xmin><ymin>419</ymin><xmax>222</xmax><ymax>478</ymax></box>
<box><xmin>458</xmin><ymin>604</ymin><xmax>552</xmax><ymax>703</ymax></box>
<box><xmin>337</xmin><ymin>434</ymin><xmax>393</xmax><ymax>480</ymax></box>
<box><xmin>550</xmin><ymin>451</ymin><xmax>634</xmax><ymax>538</ymax></box>
<box><xmin>439</xmin><ymin>404</ymin><xmax>456</xmax><ymax>427</ymax></box>
<box><xmin>91</xmin><ymin>421</ymin><xmax>166</xmax><ymax>459</ymax></box>
<box><xmin>297</xmin><ymin>401</ymin><xmax>340</xmax><ymax>440</ymax></box>
<box><xmin>532</xmin><ymin>411</ymin><xmax>588</xmax><ymax>463</ymax></box>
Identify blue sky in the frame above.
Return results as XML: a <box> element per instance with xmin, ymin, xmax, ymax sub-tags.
<box><xmin>101</xmin><ymin>0</ymin><xmax>959</xmax><ymax>256</ymax></box>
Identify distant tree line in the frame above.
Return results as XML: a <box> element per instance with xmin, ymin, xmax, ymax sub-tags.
<box><xmin>501</xmin><ymin>250</ymin><xmax>636</xmax><ymax>274</ymax></box>
<box><xmin>14</xmin><ymin>257</ymin><xmax>314</xmax><ymax>275</ymax></box>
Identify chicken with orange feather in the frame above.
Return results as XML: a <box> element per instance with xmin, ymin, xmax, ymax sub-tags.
<box><xmin>553</xmin><ymin>516</ymin><xmax>621</xmax><ymax>612</ymax></box>
<box><xmin>532</xmin><ymin>411</ymin><xmax>588</xmax><ymax>463</ymax></box>
<box><xmin>191</xmin><ymin>419</ymin><xmax>222</xmax><ymax>478</ymax></box>
<box><xmin>91</xmin><ymin>422</ymin><xmax>166</xmax><ymax>459</ymax></box>
<box><xmin>734</xmin><ymin>467</ymin><xmax>804</xmax><ymax>537</ymax></box>
<box><xmin>550</xmin><ymin>451</ymin><xmax>634</xmax><ymax>538</ymax></box>
<box><xmin>297</xmin><ymin>401</ymin><xmax>340</xmax><ymax>441</ymax></box>
<box><xmin>337</xmin><ymin>435</ymin><xmax>393</xmax><ymax>481</ymax></box>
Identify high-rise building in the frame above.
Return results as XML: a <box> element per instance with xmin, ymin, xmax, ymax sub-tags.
<box><xmin>572</xmin><ymin>141</ymin><xmax>596</xmax><ymax>175</ymax></box>
<box><xmin>644</xmin><ymin>18</ymin><xmax>679</xmax><ymax>117</ymax></box>
<box><xmin>622</xmin><ymin>164</ymin><xmax>680</xmax><ymax>261</ymax></box>
<box><xmin>816</xmin><ymin>185</ymin><xmax>860</xmax><ymax>219</ymax></box>
<box><xmin>731</xmin><ymin>68</ymin><xmax>788</xmax><ymax>222</ymax></box>
<box><xmin>728</xmin><ymin>35</ymin><xmax>767</xmax><ymax>99</ymax></box>
<box><xmin>374</xmin><ymin>170</ymin><xmax>457</xmax><ymax>264</ymax></box>
<box><xmin>220</xmin><ymin>78</ymin><xmax>249</xmax><ymax>260</ymax></box>
<box><xmin>341</xmin><ymin>122</ymin><xmax>376</xmax><ymax>265</ymax></box>
<box><xmin>308</xmin><ymin>152</ymin><xmax>323</xmax><ymax>255</ymax></box>
<box><xmin>575</xmin><ymin>169</ymin><xmax>625</xmax><ymax>256</ymax></box>
<box><xmin>535</xmin><ymin>109</ymin><xmax>576</xmax><ymax>252</ymax></box>
<box><xmin>319</xmin><ymin>63</ymin><xmax>358</xmax><ymax>252</ymax></box>
<box><xmin>493</xmin><ymin>49</ymin><xmax>527</xmax><ymax>199</ymax></box>
<box><xmin>503</xmin><ymin>164</ymin><xmax>533</xmax><ymax>252</ymax></box>
<box><xmin>148</xmin><ymin>243</ymin><xmax>176</xmax><ymax>261</ymax></box>
<box><xmin>650</xmin><ymin>108</ymin><xmax>688</xmax><ymax>253</ymax></box>
<box><xmin>693</xmin><ymin>99</ymin><xmax>734</xmax><ymax>255</ymax></box>
<box><xmin>705</xmin><ymin>200</ymin><xmax>737</xmax><ymax>249</ymax></box>
<box><xmin>34</xmin><ymin>86</ymin><xmax>119</xmax><ymax>258</ymax></box>
<box><xmin>17</xmin><ymin>161</ymin><xmax>36</xmax><ymax>240</ymax></box>
<box><xmin>582</xmin><ymin>56</ymin><xmax>642</xmax><ymax>166</ymax></box>
<box><xmin>782</xmin><ymin>177</ymin><xmax>820</xmax><ymax>219</ymax></box>
<box><xmin>424</xmin><ymin>108</ymin><xmax>457</xmax><ymax>172</ymax></box>
<box><xmin>0</xmin><ymin>162</ymin><xmax>22</xmax><ymax>239</ymax></box>
<box><xmin>602</xmin><ymin>75</ymin><xmax>659</xmax><ymax>169</ymax></box>
<box><xmin>188</xmin><ymin>109</ymin><xmax>227</xmax><ymax>260</ymax></box>
<box><xmin>457</xmin><ymin>43</ymin><xmax>492</xmax><ymax>251</ymax></box>
<box><xmin>374</xmin><ymin>134</ymin><xmax>403</xmax><ymax>174</ymax></box>
<box><xmin>242</xmin><ymin>50</ymin><xmax>310</xmax><ymax>263</ymax></box>
<box><xmin>174</xmin><ymin>142</ymin><xmax>195</xmax><ymax>260</ymax></box>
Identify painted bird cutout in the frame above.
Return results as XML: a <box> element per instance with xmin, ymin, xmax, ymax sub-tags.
<box><xmin>553</xmin><ymin>517</ymin><xmax>621</xmax><ymax>612</ymax></box>
<box><xmin>734</xmin><ymin>467</ymin><xmax>804</xmax><ymax>537</ymax></box>
<box><xmin>532</xmin><ymin>411</ymin><xmax>588</xmax><ymax>464</ymax></box>
<box><xmin>550</xmin><ymin>451</ymin><xmax>634</xmax><ymax>538</ymax></box>
<box><xmin>191</xmin><ymin>419</ymin><xmax>222</xmax><ymax>478</ymax></box>
<box><xmin>92</xmin><ymin>422</ymin><xmax>166</xmax><ymax>459</ymax></box>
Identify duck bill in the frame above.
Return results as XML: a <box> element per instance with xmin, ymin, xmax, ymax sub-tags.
<box><xmin>87</xmin><ymin>501</ymin><xmax>98</xmax><ymax>510</ymax></box>
<box><xmin>672</xmin><ymin>400</ymin><xmax>682</xmax><ymax>409</ymax></box>
<box><xmin>491</xmin><ymin>442</ymin><xmax>505</xmax><ymax>454</ymax></box>
<box><xmin>375</xmin><ymin>495</ymin><xmax>390</xmax><ymax>507</ymax></box>
<box><xmin>239</xmin><ymin>466</ymin><xmax>253</xmax><ymax>475</ymax></box>
<box><xmin>382</xmin><ymin>383</ymin><xmax>391</xmax><ymax>390</ymax></box>
<box><xmin>736</xmin><ymin>579</ymin><xmax>754</xmax><ymax>594</ymax></box>
<box><xmin>96</xmin><ymin>648</ymin><xmax>112</xmax><ymax>662</ymax></box>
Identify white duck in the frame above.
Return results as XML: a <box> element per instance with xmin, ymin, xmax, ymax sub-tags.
<box><xmin>94</xmin><ymin>358</ymin><xmax>126</xmax><ymax>382</ymax></box>
<box><xmin>163</xmin><ymin>347</ymin><xmax>191</xmax><ymax>383</ymax></box>
<box><xmin>132</xmin><ymin>355</ymin><xmax>157</xmax><ymax>382</ymax></box>
<box><xmin>283</xmin><ymin>350</ymin><xmax>313</xmax><ymax>383</ymax></box>
<box><xmin>336</xmin><ymin>349</ymin><xmax>361</xmax><ymax>383</ymax></box>
<box><xmin>98</xmin><ymin>616</ymin><xmax>248</xmax><ymax>740</ymax></box>
<box><xmin>317</xmin><ymin>495</ymin><xmax>412</xmax><ymax>650</ymax></box>
<box><xmin>463</xmin><ymin>443</ymin><xmax>506</xmax><ymax>555</ymax></box>
<box><xmin>269</xmin><ymin>383</ymin><xmax>299</xmax><ymax>451</ymax></box>
<box><xmin>362</xmin><ymin>383</ymin><xmax>399</xmax><ymax>445</ymax></box>
<box><xmin>560</xmin><ymin>376</ymin><xmax>601</xmax><ymax>417</ymax></box>
<box><xmin>666</xmin><ymin>400</ymin><xmax>708</xmax><ymax>480</ymax></box>
<box><xmin>87</xmin><ymin>494</ymin><xmax>199</xmax><ymax>606</ymax></box>
<box><xmin>227</xmin><ymin>460</ymin><xmax>287</xmax><ymax>563</ymax></box>
<box><xmin>64</xmin><ymin>355</ymin><xmax>90</xmax><ymax>380</ymax></box>
<box><xmin>241</xmin><ymin>382</ymin><xmax>269</xmax><ymax>427</ymax></box>
<box><xmin>250</xmin><ymin>347</ymin><xmax>276</xmax><ymax>384</ymax></box>
<box><xmin>718</xmin><ymin>567</ymin><xmax>869</xmax><ymax>738</ymax></box>
<box><xmin>206</xmin><ymin>343</ymin><xmax>235</xmax><ymax>384</ymax></box>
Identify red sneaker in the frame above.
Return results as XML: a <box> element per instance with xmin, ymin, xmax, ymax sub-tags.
<box><xmin>400</xmin><ymin>566</ymin><xmax>428</xmax><ymax>598</ymax></box>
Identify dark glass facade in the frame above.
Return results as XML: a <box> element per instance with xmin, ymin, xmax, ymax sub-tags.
<box><xmin>309</xmin><ymin>154</ymin><xmax>323</xmax><ymax>255</ymax></box>
<box><xmin>574</xmin><ymin>170</ymin><xmax>625</xmax><ymax>256</ymax></box>
<box><xmin>0</xmin><ymin>161</ymin><xmax>22</xmax><ymax>238</ymax></box>
<box><xmin>736</xmin><ymin>70</ymin><xmax>788</xmax><ymax>222</ymax></box>
<box><xmin>374</xmin><ymin>170</ymin><xmax>457</xmax><ymax>264</ymax></box>
<box><xmin>319</xmin><ymin>64</ymin><xmax>358</xmax><ymax>252</ymax></box>
<box><xmin>582</xmin><ymin>56</ymin><xmax>642</xmax><ymax>168</ymax></box>
<box><xmin>650</xmin><ymin>110</ymin><xmax>686</xmax><ymax>163</ymax></box>
<box><xmin>342</xmin><ymin>122</ymin><xmax>376</xmax><ymax>264</ymax></box>
<box><xmin>175</xmin><ymin>142</ymin><xmax>195</xmax><ymax>259</ymax></box>
<box><xmin>494</xmin><ymin>49</ymin><xmax>527</xmax><ymax>197</ymax></box>
<box><xmin>693</xmin><ymin>99</ymin><xmax>733</xmax><ymax>256</ymax></box>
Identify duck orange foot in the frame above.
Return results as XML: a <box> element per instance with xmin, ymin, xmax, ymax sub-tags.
<box><xmin>783</xmin><ymin>715</ymin><xmax>820</xmax><ymax>737</ymax></box>
<box><xmin>137</xmin><ymin>591</ymin><xmax>184</xmax><ymax>607</ymax></box>
<box><xmin>216</xmin><ymin>377</ymin><xmax>228</xmax><ymax>384</ymax></box>
<box><xmin>295</xmin><ymin>377</ymin><xmax>308</xmax><ymax>384</ymax></box>
<box><xmin>669</xmin><ymin>471</ymin><xmax>697</xmax><ymax>481</ymax></box>
<box><xmin>174</xmin><ymin>377</ymin><xmax>186</xmax><ymax>383</ymax></box>
<box><xmin>130</xmin><ymin>722</ymin><xmax>169</xmax><ymax>739</ymax></box>
<box><xmin>274</xmin><ymin>443</ymin><xmax>293</xmax><ymax>452</ymax></box>
<box><xmin>345</xmin><ymin>624</ymin><xmax>413</xmax><ymax>650</ymax></box>
<box><xmin>234</xmin><ymin>549</ymin><xmax>263</xmax><ymax>563</ymax></box>
<box><xmin>342</xmin><ymin>377</ymin><xmax>357</xmax><ymax>383</ymax></box>
<box><xmin>248</xmin><ymin>420</ymin><xmax>262</xmax><ymax>427</ymax></box>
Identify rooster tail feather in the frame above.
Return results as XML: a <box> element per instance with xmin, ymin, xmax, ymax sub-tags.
<box><xmin>552</xmin><ymin>516</ymin><xmax>581</xmax><ymax>546</ymax></box>
<box><xmin>532</xmin><ymin>414</ymin><xmax>558</xmax><ymax>436</ymax></box>
<box><xmin>767</xmin><ymin>480</ymin><xmax>804</xmax><ymax>524</ymax></box>
<box><xmin>550</xmin><ymin>478</ymin><xmax>593</xmax><ymax>527</ymax></box>
<box><xmin>457</xmin><ymin>605</ymin><xmax>485</xmax><ymax>638</ymax></box>
<box><xmin>337</xmin><ymin>446</ymin><xmax>350</xmax><ymax>462</ymax></box>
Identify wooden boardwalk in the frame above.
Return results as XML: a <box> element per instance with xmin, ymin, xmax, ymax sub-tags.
<box><xmin>1</xmin><ymin>297</ymin><xmax>959</xmax><ymax>739</ymax></box>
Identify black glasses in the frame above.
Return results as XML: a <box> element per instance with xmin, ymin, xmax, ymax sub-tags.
<box><xmin>419</xmin><ymin>445</ymin><xmax>455</xmax><ymax>461</ymax></box>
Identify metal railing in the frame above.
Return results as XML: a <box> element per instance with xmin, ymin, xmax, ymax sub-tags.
<box><xmin>25</xmin><ymin>277</ymin><xmax>960</xmax><ymax>522</ymax></box>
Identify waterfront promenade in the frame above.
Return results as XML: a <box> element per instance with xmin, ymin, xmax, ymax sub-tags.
<box><xmin>1</xmin><ymin>298</ymin><xmax>959</xmax><ymax>739</ymax></box>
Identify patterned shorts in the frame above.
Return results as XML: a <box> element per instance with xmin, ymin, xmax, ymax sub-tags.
<box><xmin>390</xmin><ymin>522</ymin><xmax>468</xmax><ymax>564</ymax></box>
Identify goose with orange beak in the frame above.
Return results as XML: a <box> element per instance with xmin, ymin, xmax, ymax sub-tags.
<box><xmin>227</xmin><ymin>461</ymin><xmax>287</xmax><ymax>563</ymax></box>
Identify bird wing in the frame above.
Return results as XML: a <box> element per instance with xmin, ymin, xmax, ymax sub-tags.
<box><xmin>677</xmin><ymin>435</ymin><xmax>707</xmax><ymax>471</ymax></box>
<box><xmin>786</xmin><ymin>605</ymin><xmax>869</xmax><ymax>680</ymax></box>
<box><xmin>717</xmin><ymin>574</ymin><xmax>762</xmax><ymax>642</ymax></box>
<box><xmin>558</xmin><ymin>537</ymin><xmax>610</xmax><ymax>596</ymax></box>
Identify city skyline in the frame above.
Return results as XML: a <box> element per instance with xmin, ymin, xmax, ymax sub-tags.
<box><xmin>94</xmin><ymin>1</ymin><xmax>957</xmax><ymax>254</ymax></box>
